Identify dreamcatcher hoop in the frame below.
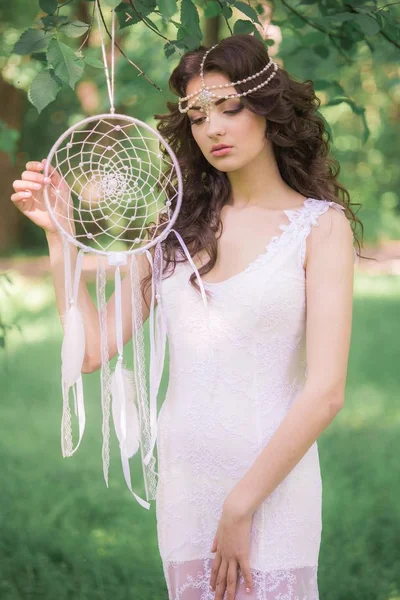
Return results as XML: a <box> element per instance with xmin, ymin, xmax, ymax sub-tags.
<box><xmin>43</xmin><ymin>113</ymin><xmax>183</xmax><ymax>255</ymax></box>
<box><xmin>42</xmin><ymin>0</ymin><xmax>210</xmax><ymax>511</ymax></box>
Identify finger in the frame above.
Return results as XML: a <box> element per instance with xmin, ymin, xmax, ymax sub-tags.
<box><xmin>210</xmin><ymin>552</ymin><xmax>222</xmax><ymax>593</ymax></box>
<box><xmin>214</xmin><ymin>559</ymin><xmax>228</xmax><ymax>600</ymax></box>
<box><xmin>13</xmin><ymin>179</ymin><xmax>43</xmax><ymax>192</ymax></box>
<box><xmin>211</xmin><ymin>535</ymin><xmax>218</xmax><ymax>553</ymax></box>
<box><xmin>11</xmin><ymin>191</ymin><xmax>34</xmax><ymax>205</ymax></box>
<box><xmin>42</xmin><ymin>159</ymin><xmax>63</xmax><ymax>186</ymax></box>
<box><xmin>21</xmin><ymin>170</ymin><xmax>52</xmax><ymax>186</ymax></box>
<box><xmin>26</xmin><ymin>160</ymin><xmax>45</xmax><ymax>172</ymax></box>
<box><xmin>238</xmin><ymin>555</ymin><xmax>253</xmax><ymax>594</ymax></box>
<box><xmin>226</xmin><ymin>560</ymin><xmax>238</xmax><ymax>600</ymax></box>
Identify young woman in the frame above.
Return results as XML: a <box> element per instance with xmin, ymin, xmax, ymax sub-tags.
<box><xmin>11</xmin><ymin>34</ymin><xmax>362</xmax><ymax>600</ymax></box>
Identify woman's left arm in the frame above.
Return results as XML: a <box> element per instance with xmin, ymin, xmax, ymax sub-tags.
<box><xmin>209</xmin><ymin>207</ymin><xmax>355</xmax><ymax>600</ymax></box>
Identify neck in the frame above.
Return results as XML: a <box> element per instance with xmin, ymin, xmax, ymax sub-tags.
<box><xmin>226</xmin><ymin>140</ymin><xmax>300</xmax><ymax>210</ymax></box>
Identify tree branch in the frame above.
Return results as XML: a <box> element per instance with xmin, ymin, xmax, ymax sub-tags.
<box><xmin>127</xmin><ymin>0</ymin><xmax>171</xmax><ymax>43</ymax></box>
<box><xmin>345</xmin><ymin>3</ymin><xmax>400</xmax><ymax>49</ymax></box>
<box><xmin>216</xmin><ymin>0</ymin><xmax>233</xmax><ymax>35</ymax></box>
<box><xmin>280</xmin><ymin>0</ymin><xmax>354</xmax><ymax>63</ymax></box>
<box><xmin>97</xmin><ymin>0</ymin><xmax>162</xmax><ymax>91</ymax></box>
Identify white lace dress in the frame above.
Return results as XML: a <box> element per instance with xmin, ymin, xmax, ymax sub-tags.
<box><xmin>155</xmin><ymin>198</ymin><xmax>350</xmax><ymax>600</ymax></box>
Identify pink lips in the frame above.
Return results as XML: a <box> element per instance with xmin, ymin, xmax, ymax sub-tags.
<box><xmin>211</xmin><ymin>145</ymin><xmax>232</xmax><ymax>157</ymax></box>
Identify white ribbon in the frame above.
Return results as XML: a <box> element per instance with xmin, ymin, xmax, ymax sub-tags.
<box><xmin>109</xmin><ymin>253</ymin><xmax>150</xmax><ymax>510</ymax></box>
<box><xmin>169</xmin><ymin>229</ymin><xmax>209</xmax><ymax>309</ymax></box>
<box><xmin>61</xmin><ymin>242</ymin><xmax>86</xmax><ymax>458</ymax></box>
<box><xmin>141</xmin><ymin>241</ymin><xmax>169</xmax><ymax>468</ymax></box>
<box><xmin>141</xmin><ymin>232</ymin><xmax>210</xmax><ymax>472</ymax></box>
<box><xmin>142</xmin><ymin>248</ymin><xmax>157</xmax><ymax>466</ymax></box>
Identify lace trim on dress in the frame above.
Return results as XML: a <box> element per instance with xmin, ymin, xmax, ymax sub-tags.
<box><xmin>199</xmin><ymin>198</ymin><xmax>347</xmax><ymax>287</ymax></box>
<box><xmin>164</xmin><ymin>558</ymin><xmax>319</xmax><ymax>600</ymax></box>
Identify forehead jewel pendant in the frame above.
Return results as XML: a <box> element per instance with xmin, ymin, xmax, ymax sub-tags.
<box><xmin>197</xmin><ymin>87</ymin><xmax>214</xmax><ymax>122</ymax></box>
<box><xmin>177</xmin><ymin>42</ymin><xmax>279</xmax><ymax>118</ymax></box>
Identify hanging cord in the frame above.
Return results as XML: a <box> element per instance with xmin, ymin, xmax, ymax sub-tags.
<box><xmin>94</xmin><ymin>0</ymin><xmax>115</xmax><ymax>114</ymax></box>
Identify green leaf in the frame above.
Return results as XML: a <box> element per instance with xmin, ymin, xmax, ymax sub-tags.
<box><xmin>178</xmin><ymin>0</ymin><xmax>202</xmax><ymax>49</ymax></box>
<box><xmin>164</xmin><ymin>40</ymin><xmax>177</xmax><ymax>58</ymax></box>
<box><xmin>181</xmin><ymin>0</ymin><xmax>202</xmax><ymax>36</ymax></box>
<box><xmin>115</xmin><ymin>0</ymin><xmax>156</xmax><ymax>28</ymax></box>
<box><xmin>13</xmin><ymin>28</ymin><xmax>53</xmax><ymax>55</ymax></box>
<box><xmin>204</xmin><ymin>1</ymin><xmax>222</xmax><ymax>18</ymax></box>
<box><xmin>47</xmin><ymin>39</ymin><xmax>84</xmax><ymax>89</ymax></box>
<box><xmin>354</xmin><ymin>13</ymin><xmax>380</xmax><ymax>35</ymax></box>
<box><xmin>142</xmin><ymin>15</ymin><xmax>160</xmax><ymax>31</ymax></box>
<box><xmin>115</xmin><ymin>5</ymin><xmax>141</xmax><ymax>27</ymax></box>
<box><xmin>84</xmin><ymin>56</ymin><xmax>105</xmax><ymax>69</ymax></box>
<box><xmin>316</xmin><ymin>12</ymin><xmax>356</xmax><ymax>23</ymax></box>
<box><xmin>233</xmin><ymin>18</ymin><xmax>256</xmax><ymax>34</ymax></box>
<box><xmin>313</xmin><ymin>44</ymin><xmax>330</xmax><ymax>59</ymax></box>
<box><xmin>27</xmin><ymin>69</ymin><xmax>62</xmax><ymax>113</ymax></box>
<box><xmin>39</xmin><ymin>0</ymin><xmax>58</xmax><ymax>14</ymax></box>
<box><xmin>222</xmin><ymin>5</ymin><xmax>233</xmax><ymax>19</ymax></box>
<box><xmin>234</xmin><ymin>1</ymin><xmax>261</xmax><ymax>25</ymax></box>
<box><xmin>313</xmin><ymin>79</ymin><xmax>333</xmax><ymax>90</ymax></box>
<box><xmin>41</xmin><ymin>15</ymin><xmax>58</xmax><ymax>29</ymax></box>
<box><xmin>302</xmin><ymin>30</ymin><xmax>326</xmax><ymax>45</ymax></box>
<box><xmin>59</xmin><ymin>20</ymin><xmax>90</xmax><ymax>38</ymax></box>
<box><xmin>158</xmin><ymin>0</ymin><xmax>177</xmax><ymax>20</ymax></box>
<box><xmin>31</xmin><ymin>51</ymin><xmax>48</xmax><ymax>63</ymax></box>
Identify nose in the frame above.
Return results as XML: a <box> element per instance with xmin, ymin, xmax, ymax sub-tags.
<box><xmin>206</xmin><ymin>111</ymin><xmax>225</xmax><ymax>137</ymax></box>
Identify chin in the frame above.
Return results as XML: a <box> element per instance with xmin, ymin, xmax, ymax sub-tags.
<box><xmin>208</xmin><ymin>157</ymin><xmax>246</xmax><ymax>172</ymax></box>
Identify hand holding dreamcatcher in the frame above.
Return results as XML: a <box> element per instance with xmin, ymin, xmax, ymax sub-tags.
<box><xmin>42</xmin><ymin>1</ymin><xmax>209</xmax><ymax>510</ymax></box>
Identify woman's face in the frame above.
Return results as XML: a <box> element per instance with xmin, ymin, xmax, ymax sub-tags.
<box><xmin>185</xmin><ymin>71</ymin><xmax>268</xmax><ymax>172</ymax></box>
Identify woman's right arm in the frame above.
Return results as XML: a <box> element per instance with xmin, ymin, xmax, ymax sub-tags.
<box><xmin>11</xmin><ymin>159</ymin><xmax>154</xmax><ymax>373</ymax></box>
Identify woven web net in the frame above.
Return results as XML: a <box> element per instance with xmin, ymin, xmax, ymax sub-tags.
<box><xmin>44</xmin><ymin>114</ymin><xmax>181</xmax><ymax>253</ymax></box>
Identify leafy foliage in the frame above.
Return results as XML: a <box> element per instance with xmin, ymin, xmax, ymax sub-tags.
<box><xmin>46</xmin><ymin>39</ymin><xmax>85</xmax><ymax>88</ymax></box>
<box><xmin>13</xmin><ymin>28</ymin><xmax>54</xmax><ymax>54</ymax></box>
<box><xmin>5</xmin><ymin>0</ymin><xmax>397</xmax><ymax>144</ymax></box>
<box><xmin>27</xmin><ymin>69</ymin><xmax>63</xmax><ymax>113</ymax></box>
<box><xmin>0</xmin><ymin>0</ymin><xmax>397</xmax><ymax>248</ymax></box>
<box><xmin>0</xmin><ymin>120</ymin><xmax>20</xmax><ymax>164</ymax></box>
<box><xmin>59</xmin><ymin>20</ymin><xmax>90</xmax><ymax>38</ymax></box>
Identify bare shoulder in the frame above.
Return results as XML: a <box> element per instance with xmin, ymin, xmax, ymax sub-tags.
<box><xmin>305</xmin><ymin>203</ymin><xmax>354</xmax><ymax>269</ymax></box>
<box><xmin>315</xmin><ymin>203</ymin><xmax>353</xmax><ymax>238</ymax></box>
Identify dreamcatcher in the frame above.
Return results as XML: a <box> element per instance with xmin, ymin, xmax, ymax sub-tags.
<box><xmin>43</xmin><ymin>0</ymin><xmax>209</xmax><ymax>510</ymax></box>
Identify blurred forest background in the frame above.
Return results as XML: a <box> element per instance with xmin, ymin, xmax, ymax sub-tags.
<box><xmin>1</xmin><ymin>0</ymin><xmax>400</xmax><ymax>599</ymax></box>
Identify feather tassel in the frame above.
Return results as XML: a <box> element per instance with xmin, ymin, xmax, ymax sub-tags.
<box><xmin>61</xmin><ymin>303</ymin><xmax>86</xmax><ymax>386</ymax></box>
<box><xmin>111</xmin><ymin>366</ymin><xmax>140</xmax><ymax>458</ymax></box>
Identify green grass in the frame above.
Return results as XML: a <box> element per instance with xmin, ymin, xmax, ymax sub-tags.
<box><xmin>1</xmin><ymin>271</ymin><xmax>400</xmax><ymax>600</ymax></box>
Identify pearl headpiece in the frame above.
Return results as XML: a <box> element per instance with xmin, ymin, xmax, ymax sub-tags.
<box><xmin>178</xmin><ymin>43</ymin><xmax>279</xmax><ymax>121</ymax></box>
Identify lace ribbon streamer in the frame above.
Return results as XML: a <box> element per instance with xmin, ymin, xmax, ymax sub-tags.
<box><xmin>61</xmin><ymin>240</ymin><xmax>86</xmax><ymax>457</ymax></box>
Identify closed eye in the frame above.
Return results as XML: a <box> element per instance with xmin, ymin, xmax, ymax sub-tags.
<box><xmin>189</xmin><ymin>105</ymin><xmax>243</xmax><ymax>125</ymax></box>
<box><xmin>223</xmin><ymin>107</ymin><xmax>243</xmax><ymax>116</ymax></box>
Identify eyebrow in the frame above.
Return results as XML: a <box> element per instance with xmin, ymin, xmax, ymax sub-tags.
<box><xmin>187</xmin><ymin>96</ymin><xmax>236</xmax><ymax>112</ymax></box>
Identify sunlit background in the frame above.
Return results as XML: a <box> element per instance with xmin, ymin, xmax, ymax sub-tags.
<box><xmin>1</xmin><ymin>0</ymin><xmax>400</xmax><ymax>599</ymax></box>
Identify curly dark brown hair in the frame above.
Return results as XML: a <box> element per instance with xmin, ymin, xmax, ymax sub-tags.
<box><xmin>142</xmin><ymin>33</ymin><xmax>366</xmax><ymax>307</ymax></box>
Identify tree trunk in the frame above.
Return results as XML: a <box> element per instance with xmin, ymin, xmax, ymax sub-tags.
<box><xmin>204</xmin><ymin>16</ymin><xmax>221</xmax><ymax>47</ymax></box>
<box><xmin>0</xmin><ymin>76</ymin><xmax>25</xmax><ymax>254</ymax></box>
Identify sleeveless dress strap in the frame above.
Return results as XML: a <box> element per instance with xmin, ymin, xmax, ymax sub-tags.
<box><xmin>285</xmin><ymin>198</ymin><xmax>356</xmax><ymax>269</ymax></box>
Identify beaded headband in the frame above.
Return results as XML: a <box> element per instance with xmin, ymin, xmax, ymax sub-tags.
<box><xmin>178</xmin><ymin>43</ymin><xmax>279</xmax><ymax>121</ymax></box>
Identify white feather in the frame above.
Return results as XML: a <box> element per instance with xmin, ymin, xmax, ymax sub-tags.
<box><xmin>111</xmin><ymin>367</ymin><xmax>140</xmax><ymax>458</ymax></box>
<box><xmin>61</xmin><ymin>304</ymin><xmax>85</xmax><ymax>386</ymax></box>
